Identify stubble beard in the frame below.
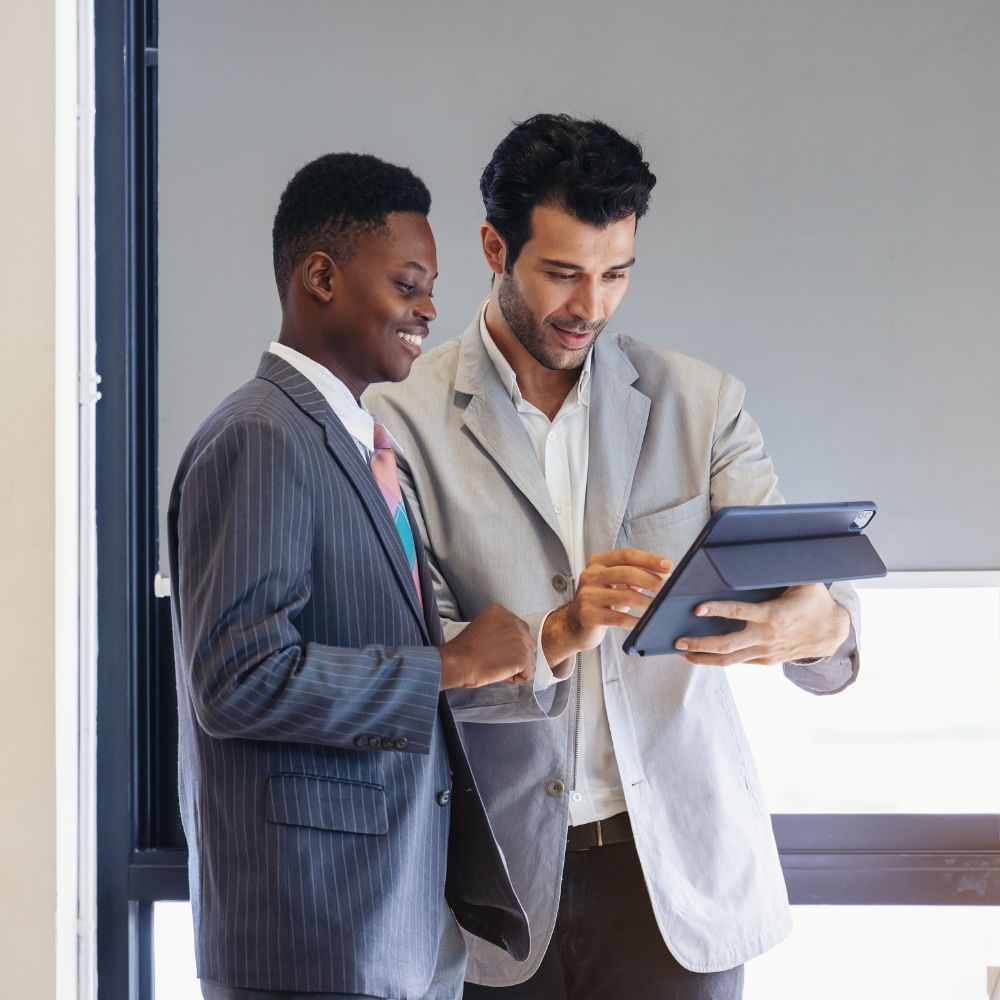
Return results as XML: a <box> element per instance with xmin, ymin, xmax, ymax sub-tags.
<box><xmin>496</xmin><ymin>270</ymin><xmax>604</xmax><ymax>372</ymax></box>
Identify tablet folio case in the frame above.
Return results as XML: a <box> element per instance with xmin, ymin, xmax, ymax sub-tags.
<box><xmin>623</xmin><ymin>530</ymin><xmax>885</xmax><ymax>657</ymax></box>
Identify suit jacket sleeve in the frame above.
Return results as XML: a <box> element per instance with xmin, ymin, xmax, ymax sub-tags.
<box><xmin>173</xmin><ymin>415</ymin><xmax>443</xmax><ymax>753</ymax></box>
<box><xmin>710</xmin><ymin>372</ymin><xmax>860</xmax><ymax>694</ymax></box>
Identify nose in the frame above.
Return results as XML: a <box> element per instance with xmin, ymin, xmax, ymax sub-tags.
<box><xmin>567</xmin><ymin>279</ymin><xmax>603</xmax><ymax>328</ymax></box>
<box><xmin>414</xmin><ymin>292</ymin><xmax>436</xmax><ymax>324</ymax></box>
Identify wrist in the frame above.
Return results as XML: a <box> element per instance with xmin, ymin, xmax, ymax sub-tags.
<box><xmin>541</xmin><ymin>605</ymin><xmax>581</xmax><ymax>667</ymax></box>
<box><xmin>437</xmin><ymin>647</ymin><xmax>466</xmax><ymax>691</ymax></box>
<box><xmin>812</xmin><ymin>602</ymin><xmax>850</xmax><ymax>659</ymax></box>
<box><xmin>827</xmin><ymin>602</ymin><xmax>851</xmax><ymax>654</ymax></box>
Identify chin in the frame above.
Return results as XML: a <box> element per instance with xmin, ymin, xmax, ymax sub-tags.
<box><xmin>539</xmin><ymin>348</ymin><xmax>589</xmax><ymax>371</ymax></box>
<box><xmin>386</xmin><ymin>360</ymin><xmax>417</xmax><ymax>383</ymax></box>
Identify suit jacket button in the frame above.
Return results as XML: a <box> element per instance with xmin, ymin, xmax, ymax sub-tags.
<box><xmin>355</xmin><ymin>736</ymin><xmax>369</xmax><ymax>747</ymax></box>
<box><xmin>381</xmin><ymin>737</ymin><xmax>395</xmax><ymax>749</ymax></box>
<box><xmin>551</xmin><ymin>573</ymin><xmax>569</xmax><ymax>593</ymax></box>
<box><xmin>437</xmin><ymin>790</ymin><xmax>451</xmax><ymax>806</ymax></box>
<box><xmin>546</xmin><ymin>779</ymin><xmax>566</xmax><ymax>796</ymax></box>
<box><xmin>395</xmin><ymin>738</ymin><xmax>409</xmax><ymax>750</ymax></box>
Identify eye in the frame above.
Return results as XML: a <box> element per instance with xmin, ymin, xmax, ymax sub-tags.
<box><xmin>394</xmin><ymin>280</ymin><xmax>416</xmax><ymax>294</ymax></box>
<box><xmin>606</xmin><ymin>271</ymin><xmax>628</xmax><ymax>281</ymax></box>
<box><xmin>549</xmin><ymin>272</ymin><xmax>577</xmax><ymax>282</ymax></box>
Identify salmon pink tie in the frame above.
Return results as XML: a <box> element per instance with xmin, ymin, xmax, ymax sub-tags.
<box><xmin>370</xmin><ymin>421</ymin><xmax>423</xmax><ymax>611</ymax></box>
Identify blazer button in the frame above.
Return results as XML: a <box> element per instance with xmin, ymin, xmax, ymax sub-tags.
<box><xmin>436</xmin><ymin>790</ymin><xmax>451</xmax><ymax>806</ymax></box>
<box><xmin>546</xmin><ymin>779</ymin><xmax>566</xmax><ymax>797</ymax></box>
<box><xmin>395</xmin><ymin>738</ymin><xmax>408</xmax><ymax>750</ymax></box>
<box><xmin>354</xmin><ymin>736</ymin><xmax>369</xmax><ymax>747</ymax></box>
<box><xmin>381</xmin><ymin>737</ymin><xmax>395</xmax><ymax>750</ymax></box>
<box><xmin>551</xmin><ymin>573</ymin><xmax>569</xmax><ymax>593</ymax></box>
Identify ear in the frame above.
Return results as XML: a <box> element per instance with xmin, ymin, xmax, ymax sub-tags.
<box><xmin>300</xmin><ymin>251</ymin><xmax>337</xmax><ymax>303</ymax></box>
<box><xmin>480</xmin><ymin>222</ymin><xmax>508</xmax><ymax>277</ymax></box>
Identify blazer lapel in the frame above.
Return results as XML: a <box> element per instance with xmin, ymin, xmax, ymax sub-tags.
<box><xmin>454</xmin><ymin>323</ymin><xmax>565</xmax><ymax>545</ymax></box>
<box><xmin>256</xmin><ymin>354</ymin><xmax>430</xmax><ymax>642</ymax></box>
<box><xmin>584</xmin><ymin>337</ymin><xmax>650</xmax><ymax>557</ymax></box>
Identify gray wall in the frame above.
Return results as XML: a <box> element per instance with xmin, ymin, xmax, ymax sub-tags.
<box><xmin>159</xmin><ymin>0</ymin><xmax>1000</xmax><ymax>572</ymax></box>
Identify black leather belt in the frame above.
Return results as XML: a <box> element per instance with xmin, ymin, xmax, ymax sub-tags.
<box><xmin>566</xmin><ymin>811</ymin><xmax>633</xmax><ymax>851</ymax></box>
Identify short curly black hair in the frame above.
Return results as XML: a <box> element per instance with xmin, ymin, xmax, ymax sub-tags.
<box><xmin>480</xmin><ymin>114</ymin><xmax>656</xmax><ymax>270</ymax></box>
<box><xmin>272</xmin><ymin>152</ymin><xmax>431</xmax><ymax>303</ymax></box>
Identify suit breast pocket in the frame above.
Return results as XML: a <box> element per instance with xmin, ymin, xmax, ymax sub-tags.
<box><xmin>265</xmin><ymin>773</ymin><xmax>389</xmax><ymax>836</ymax></box>
<box><xmin>621</xmin><ymin>492</ymin><xmax>710</xmax><ymax>555</ymax></box>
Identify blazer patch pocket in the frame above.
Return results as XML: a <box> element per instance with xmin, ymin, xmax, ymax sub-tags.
<box><xmin>622</xmin><ymin>492</ymin><xmax>711</xmax><ymax>542</ymax></box>
<box><xmin>265</xmin><ymin>773</ymin><xmax>389</xmax><ymax>836</ymax></box>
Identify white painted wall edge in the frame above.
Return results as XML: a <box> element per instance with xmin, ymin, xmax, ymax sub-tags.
<box><xmin>54</xmin><ymin>0</ymin><xmax>97</xmax><ymax>998</ymax></box>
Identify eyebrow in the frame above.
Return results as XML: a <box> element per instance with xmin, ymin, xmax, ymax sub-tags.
<box><xmin>400</xmin><ymin>261</ymin><xmax>438</xmax><ymax>279</ymax></box>
<box><xmin>540</xmin><ymin>257</ymin><xmax>636</xmax><ymax>271</ymax></box>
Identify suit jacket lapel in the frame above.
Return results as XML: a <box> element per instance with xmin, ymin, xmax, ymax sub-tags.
<box><xmin>256</xmin><ymin>354</ymin><xmax>431</xmax><ymax>643</ymax></box>
<box><xmin>584</xmin><ymin>336</ymin><xmax>650</xmax><ymax>557</ymax></box>
<box><xmin>454</xmin><ymin>322</ymin><xmax>564</xmax><ymax>545</ymax></box>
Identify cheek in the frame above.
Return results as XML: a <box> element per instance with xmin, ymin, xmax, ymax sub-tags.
<box><xmin>532</xmin><ymin>283</ymin><xmax>570</xmax><ymax>321</ymax></box>
<box><xmin>605</xmin><ymin>280</ymin><xmax>629</xmax><ymax>314</ymax></box>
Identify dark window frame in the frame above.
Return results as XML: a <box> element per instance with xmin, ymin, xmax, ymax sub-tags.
<box><xmin>95</xmin><ymin>0</ymin><xmax>160</xmax><ymax>997</ymax></box>
<box><xmin>94</xmin><ymin>1</ymin><xmax>1000</xmax><ymax>995</ymax></box>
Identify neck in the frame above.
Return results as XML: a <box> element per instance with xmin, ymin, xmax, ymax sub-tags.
<box><xmin>484</xmin><ymin>296</ymin><xmax>580</xmax><ymax>421</ymax></box>
<box><xmin>277</xmin><ymin>319</ymin><xmax>367</xmax><ymax>401</ymax></box>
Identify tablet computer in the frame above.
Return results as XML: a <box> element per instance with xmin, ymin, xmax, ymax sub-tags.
<box><xmin>621</xmin><ymin>501</ymin><xmax>886</xmax><ymax>657</ymax></box>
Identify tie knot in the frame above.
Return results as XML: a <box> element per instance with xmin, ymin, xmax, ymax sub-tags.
<box><xmin>372</xmin><ymin>420</ymin><xmax>393</xmax><ymax>451</ymax></box>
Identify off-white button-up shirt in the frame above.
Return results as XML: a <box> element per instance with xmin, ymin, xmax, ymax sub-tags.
<box><xmin>479</xmin><ymin>304</ymin><xmax>627</xmax><ymax>826</ymax></box>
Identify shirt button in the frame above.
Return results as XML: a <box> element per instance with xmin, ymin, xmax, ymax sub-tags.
<box><xmin>437</xmin><ymin>790</ymin><xmax>451</xmax><ymax>806</ymax></box>
<box><xmin>547</xmin><ymin>431</ymin><xmax>557</xmax><ymax>442</ymax></box>
<box><xmin>354</xmin><ymin>736</ymin><xmax>369</xmax><ymax>747</ymax></box>
<box><xmin>551</xmin><ymin>574</ymin><xmax>568</xmax><ymax>593</ymax></box>
<box><xmin>570</xmin><ymin>791</ymin><xmax>583</xmax><ymax>802</ymax></box>
<box><xmin>546</xmin><ymin>779</ymin><xmax>565</xmax><ymax>797</ymax></box>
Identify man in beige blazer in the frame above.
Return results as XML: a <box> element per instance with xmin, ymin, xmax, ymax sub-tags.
<box><xmin>366</xmin><ymin>114</ymin><xmax>859</xmax><ymax>1000</ymax></box>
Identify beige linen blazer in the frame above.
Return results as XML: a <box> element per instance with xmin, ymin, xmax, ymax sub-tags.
<box><xmin>366</xmin><ymin>320</ymin><xmax>859</xmax><ymax>982</ymax></box>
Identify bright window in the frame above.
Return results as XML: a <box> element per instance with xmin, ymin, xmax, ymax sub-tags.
<box><xmin>154</xmin><ymin>903</ymin><xmax>200</xmax><ymax>1000</ymax></box>
<box><xmin>728</xmin><ymin>576</ymin><xmax>1000</xmax><ymax>813</ymax></box>
<box><xmin>154</xmin><ymin>579</ymin><xmax>1000</xmax><ymax>996</ymax></box>
<box><xmin>158</xmin><ymin>901</ymin><xmax>1000</xmax><ymax>996</ymax></box>
<box><xmin>745</xmin><ymin>905</ymin><xmax>1000</xmax><ymax>998</ymax></box>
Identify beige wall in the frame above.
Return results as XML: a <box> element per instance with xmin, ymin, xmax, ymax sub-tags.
<box><xmin>0</xmin><ymin>2</ymin><xmax>58</xmax><ymax>996</ymax></box>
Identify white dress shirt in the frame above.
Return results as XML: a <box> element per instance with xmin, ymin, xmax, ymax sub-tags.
<box><xmin>479</xmin><ymin>305</ymin><xmax>627</xmax><ymax>826</ymax></box>
<box><xmin>268</xmin><ymin>342</ymin><xmax>374</xmax><ymax>457</ymax></box>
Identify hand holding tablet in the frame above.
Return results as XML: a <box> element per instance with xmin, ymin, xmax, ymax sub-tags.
<box><xmin>673</xmin><ymin>582</ymin><xmax>853</xmax><ymax>666</ymax></box>
<box><xmin>622</xmin><ymin>501</ymin><xmax>886</xmax><ymax>659</ymax></box>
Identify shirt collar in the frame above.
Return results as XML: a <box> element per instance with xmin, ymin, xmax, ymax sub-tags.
<box><xmin>478</xmin><ymin>299</ymin><xmax>592</xmax><ymax>410</ymax></box>
<box><xmin>268</xmin><ymin>341</ymin><xmax>375</xmax><ymax>451</ymax></box>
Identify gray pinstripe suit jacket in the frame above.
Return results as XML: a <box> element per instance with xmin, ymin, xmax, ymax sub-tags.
<box><xmin>167</xmin><ymin>354</ymin><xmax>528</xmax><ymax>997</ymax></box>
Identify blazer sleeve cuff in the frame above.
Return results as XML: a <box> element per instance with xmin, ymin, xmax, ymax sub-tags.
<box><xmin>783</xmin><ymin>623</ymin><xmax>859</xmax><ymax>695</ymax></box>
<box><xmin>446</xmin><ymin>611</ymin><xmax>572</xmax><ymax>723</ymax></box>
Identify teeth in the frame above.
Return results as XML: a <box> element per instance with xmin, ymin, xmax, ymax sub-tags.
<box><xmin>397</xmin><ymin>331</ymin><xmax>422</xmax><ymax>346</ymax></box>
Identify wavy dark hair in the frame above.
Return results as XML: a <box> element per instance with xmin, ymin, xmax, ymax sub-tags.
<box><xmin>480</xmin><ymin>113</ymin><xmax>656</xmax><ymax>269</ymax></box>
<box><xmin>272</xmin><ymin>152</ymin><xmax>431</xmax><ymax>303</ymax></box>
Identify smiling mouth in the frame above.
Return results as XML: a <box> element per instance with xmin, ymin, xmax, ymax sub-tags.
<box><xmin>396</xmin><ymin>330</ymin><xmax>425</xmax><ymax>347</ymax></box>
<box><xmin>551</xmin><ymin>324</ymin><xmax>594</xmax><ymax>346</ymax></box>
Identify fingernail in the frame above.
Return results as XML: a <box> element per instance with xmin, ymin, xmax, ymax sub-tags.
<box><xmin>659</xmin><ymin>559</ymin><xmax>671</xmax><ymax>569</ymax></box>
<box><xmin>675</xmin><ymin>640</ymin><xmax>688</xmax><ymax>650</ymax></box>
<box><xmin>696</xmin><ymin>606</ymin><xmax>708</xmax><ymax>617</ymax></box>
